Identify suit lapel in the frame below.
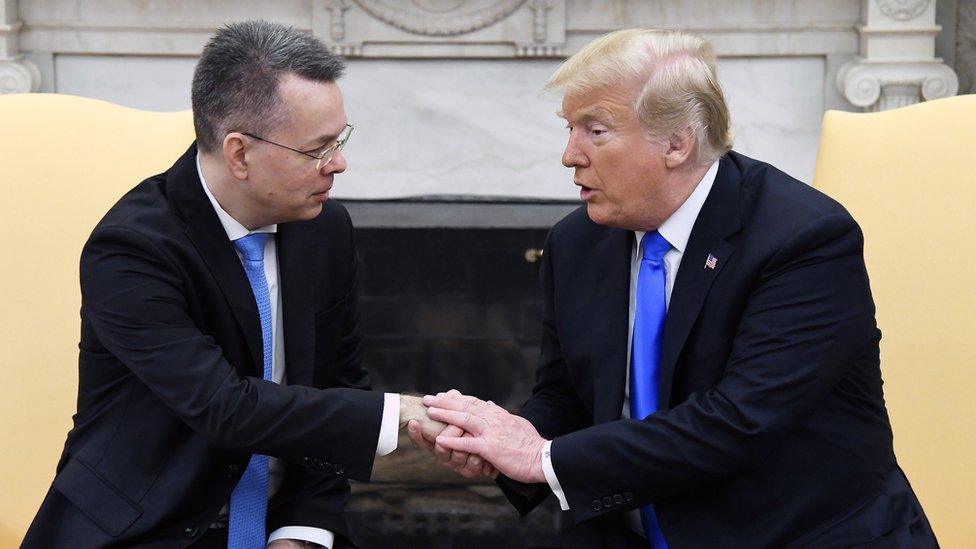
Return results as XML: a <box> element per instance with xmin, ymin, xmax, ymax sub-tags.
<box><xmin>166</xmin><ymin>144</ymin><xmax>263</xmax><ymax>376</ymax></box>
<box><xmin>277</xmin><ymin>221</ymin><xmax>316</xmax><ymax>386</ymax></box>
<box><xmin>659</xmin><ymin>156</ymin><xmax>743</xmax><ymax>408</ymax></box>
<box><xmin>591</xmin><ymin>227</ymin><xmax>633</xmax><ymax>423</ymax></box>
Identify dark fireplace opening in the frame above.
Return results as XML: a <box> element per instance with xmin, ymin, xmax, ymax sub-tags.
<box><xmin>342</xmin><ymin>198</ymin><xmax>577</xmax><ymax>547</ymax></box>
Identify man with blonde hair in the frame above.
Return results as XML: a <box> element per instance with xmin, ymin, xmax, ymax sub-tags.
<box><xmin>421</xmin><ymin>29</ymin><xmax>936</xmax><ymax>547</ymax></box>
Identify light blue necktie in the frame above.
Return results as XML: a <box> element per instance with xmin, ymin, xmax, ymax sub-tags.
<box><xmin>228</xmin><ymin>232</ymin><xmax>272</xmax><ymax>549</ymax></box>
<box><xmin>630</xmin><ymin>231</ymin><xmax>671</xmax><ymax>549</ymax></box>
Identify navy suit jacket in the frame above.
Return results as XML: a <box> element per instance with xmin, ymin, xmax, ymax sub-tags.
<box><xmin>24</xmin><ymin>145</ymin><xmax>384</xmax><ymax>548</ymax></box>
<box><xmin>501</xmin><ymin>152</ymin><xmax>936</xmax><ymax>548</ymax></box>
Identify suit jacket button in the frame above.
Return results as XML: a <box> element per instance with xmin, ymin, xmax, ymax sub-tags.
<box><xmin>613</xmin><ymin>494</ymin><xmax>623</xmax><ymax>505</ymax></box>
<box><xmin>592</xmin><ymin>499</ymin><xmax>602</xmax><ymax>511</ymax></box>
<box><xmin>303</xmin><ymin>457</ymin><xmax>315</xmax><ymax>467</ymax></box>
<box><xmin>602</xmin><ymin>497</ymin><xmax>612</xmax><ymax>509</ymax></box>
<box><xmin>625</xmin><ymin>492</ymin><xmax>634</xmax><ymax>502</ymax></box>
<box><xmin>184</xmin><ymin>526</ymin><xmax>200</xmax><ymax>538</ymax></box>
<box><xmin>334</xmin><ymin>465</ymin><xmax>344</xmax><ymax>475</ymax></box>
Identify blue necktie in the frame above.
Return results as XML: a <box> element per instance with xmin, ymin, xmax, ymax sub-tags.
<box><xmin>228</xmin><ymin>232</ymin><xmax>272</xmax><ymax>549</ymax></box>
<box><xmin>630</xmin><ymin>231</ymin><xmax>671</xmax><ymax>549</ymax></box>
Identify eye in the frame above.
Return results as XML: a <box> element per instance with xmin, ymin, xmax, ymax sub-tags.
<box><xmin>589</xmin><ymin>126</ymin><xmax>608</xmax><ymax>137</ymax></box>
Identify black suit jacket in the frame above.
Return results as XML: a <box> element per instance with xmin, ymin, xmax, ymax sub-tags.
<box><xmin>502</xmin><ymin>152</ymin><xmax>936</xmax><ymax>548</ymax></box>
<box><xmin>24</xmin><ymin>145</ymin><xmax>384</xmax><ymax>548</ymax></box>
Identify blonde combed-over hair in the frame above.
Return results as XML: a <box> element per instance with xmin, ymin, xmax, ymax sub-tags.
<box><xmin>548</xmin><ymin>29</ymin><xmax>733</xmax><ymax>164</ymax></box>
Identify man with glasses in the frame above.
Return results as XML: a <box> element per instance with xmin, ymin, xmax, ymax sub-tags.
<box><xmin>24</xmin><ymin>20</ymin><xmax>443</xmax><ymax>549</ymax></box>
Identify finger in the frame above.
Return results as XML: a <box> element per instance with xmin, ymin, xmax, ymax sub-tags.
<box><xmin>450</xmin><ymin>448</ymin><xmax>470</xmax><ymax>467</ymax></box>
<box><xmin>423</xmin><ymin>392</ymin><xmax>476</xmax><ymax>410</ymax></box>
<box><xmin>406</xmin><ymin>419</ymin><xmax>433</xmax><ymax>452</ymax></box>
<box><xmin>433</xmin><ymin>425</ymin><xmax>463</xmax><ymax>463</ymax></box>
<box><xmin>485</xmin><ymin>463</ymin><xmax>499</xmax><ymax>479</ymax></box>
<box><xmin>419</xmin><ymin>416</ymin><xmax>448</xmax><ymax>441</ymax></box>
<box><xmin>426</xmin><ymin>407</ymin><xmax>487</xmax><ymax>436</ymax></box>
<box><xmin>435</xmin><ymin>434</ymin><xmax>484</xmax><ymax>455</ymax></box>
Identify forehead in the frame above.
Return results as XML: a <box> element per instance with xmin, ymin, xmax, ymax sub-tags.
<box><xmin>560</xmin><ymin>83</ymin><xmax>638</xmax><ymax>122</ymax></box>
<box><xmin>276</xmin><ymin>74</ymin><xmax>346</xmax><ymax>131</ymax></box>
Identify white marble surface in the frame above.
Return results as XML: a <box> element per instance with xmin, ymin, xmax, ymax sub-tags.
<box><xmin>718</xmin><ymin>56</ymin><xmax>825</xmax><ymax>185</ymax></box>
<box><xmin>50</xmin><ymin>54</ymin><xmax>824</xmax><ymax>198</ymax></box>
<box><xmin>55</xmin><ymin>54</ymin><xmax>194</xmax><ymax>111</ymax></box>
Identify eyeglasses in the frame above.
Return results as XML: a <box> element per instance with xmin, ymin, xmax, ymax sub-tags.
<box><xmin>243</xmin><ymin>123</ymin><xmax>354</xmax><ymax>170</ymax></box>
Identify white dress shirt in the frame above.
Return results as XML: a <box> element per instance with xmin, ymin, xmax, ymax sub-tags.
<box><xmin>541</xmin><ymin>160</ymin><xmax>720</xmax><ymax>512</ymax></box>
<box><xmin>197</xmin><ymin>155</ymin><xmax>400</xmax><ymax>547</ymax></box>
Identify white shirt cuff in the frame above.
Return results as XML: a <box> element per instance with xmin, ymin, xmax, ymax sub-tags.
<box><xmin>541</xmin><ymin>439</ymin><xmax>570</xmax><ymax>511</ymax></box>
<box><xmin>268</xmin><ymin>525</ymin><xmax>335</xmax><ymax>547</ymax></box>
<box><xmin>375</xmin><ymin>393</ymin><xmax>400</xmax><ymax>456</ymax></box>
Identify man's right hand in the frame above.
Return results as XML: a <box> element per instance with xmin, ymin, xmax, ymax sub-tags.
<box><xmin>404</xmin><ymin>390</ymin><xmax>498</xmax><ymax>479</ymax></box>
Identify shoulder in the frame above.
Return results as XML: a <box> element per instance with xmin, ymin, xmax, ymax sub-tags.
<box><xmin>730</xmin><ymin>151</ymin><xmax>858</xmax><ymax>241</ymax></box>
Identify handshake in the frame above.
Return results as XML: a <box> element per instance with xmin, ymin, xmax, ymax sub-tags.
<box><xmin>398</xmin><ymin>390</ymin><xmax>548</xmax><ymax>484</ymax></box>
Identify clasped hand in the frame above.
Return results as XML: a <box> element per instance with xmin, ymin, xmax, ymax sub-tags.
<box><xmin>403</xmin><ymin>390</ymin><xmax>548</xmax><ymax>484</ymax></box>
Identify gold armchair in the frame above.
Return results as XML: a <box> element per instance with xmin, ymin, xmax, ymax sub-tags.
<box><xmin>813</xmin><ymin>94</ymin><xmax>976</xmax><ymax>547</ymax></box>
<box><xmin>0</xmin><ymin>93</ymin><xmax>193</xmax><ymax>546</ymax></box>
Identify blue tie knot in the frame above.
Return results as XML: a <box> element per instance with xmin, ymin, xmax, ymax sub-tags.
<box><xmin>641</xmin><ymin>231</ymin><xmax>671</xmax><ymax>262</ymax></box>
<box><xmin>234</xmin><ymin>233</ymin><xmax>268</xmax><ymax>263</ymax></box>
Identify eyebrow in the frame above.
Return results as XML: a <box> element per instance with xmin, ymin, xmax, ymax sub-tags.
<box><xmin>301</xmin><ymin>124</ymin><xmax>347</xmax><ymax>150</ymax></box>
<box><xmin>559</xmin><ymin>106</ymin><xmax>616</xmax><ymax>124</ymax></box>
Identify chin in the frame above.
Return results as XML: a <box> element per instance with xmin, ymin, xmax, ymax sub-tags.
<box><xmin>585</xmin><ymin>203</ymin><xmax>613</xmax><ymax>227</ymax></box>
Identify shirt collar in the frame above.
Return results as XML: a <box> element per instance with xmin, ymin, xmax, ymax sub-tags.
<box><xmin>196</xmin><ymin>152</ymin><xmax>277</xmax><ymax>242</ymax></box>
<box><xmin>635</xmin><ymin>159</ymin><xmax>720</xmax><ymax>254</ymax></box>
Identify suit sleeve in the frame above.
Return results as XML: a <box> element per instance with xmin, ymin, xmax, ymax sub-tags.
<box><xmin>497</xmin><ymin>231</ymin><xmax>595</xmax><ymax>515</ymax></box>
<box><xmin>520</xmin><ymin>232</ymin><xmax>594</xmax><ymax>437</ymax></box>
<box><xmin>268</xmin><ymin>210</ymin><xmax>370</xmax><ymax>546</ymax></box>
<box><xmin>80</xmin><ymin>224</ymin><xmax>384</xmax><ymax>482</ymax></box>
<box><xmin>550</xmin><ymin>213</ymin><xmax>877</xmax><ymax>523</ymax></box>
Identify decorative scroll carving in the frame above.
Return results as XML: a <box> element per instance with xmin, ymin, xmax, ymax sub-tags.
<box><xmin>876</xmin><ymin>0</ymin><xmax>930</xmax><ymax>21</ymax></box>
<box><xmin>352</xmin><ymin>0</ymin><xmax>526</xmax><ymax>36</ymax></box>
<box><xmin>0</xmin><ymin>59</ymin><xmax>41</xmax><ymax>94</ymax></box>
<box><xmin>837</xmin><ymin>60</ymin><xmax>958</xmax><ymax>111</ymax></box>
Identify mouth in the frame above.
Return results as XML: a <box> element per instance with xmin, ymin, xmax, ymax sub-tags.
<box><xmin>311</xmin><ymin>186</ymin><xmax>332</xmax><ymax>202</ymax></box>
<box><xmin>575</xmin><ymin>181</ymin><xmax>597</xmax><ymax>201</ymax></box>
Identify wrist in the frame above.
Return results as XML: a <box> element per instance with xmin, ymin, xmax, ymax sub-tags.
<box><xmin>529</xmin><ymin>438</ymin><xmax>549</xmax><ymax>484</ymax></box>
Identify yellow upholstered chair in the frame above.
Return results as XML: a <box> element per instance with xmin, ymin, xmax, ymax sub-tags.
<box><xmin>0</xmin><ymin>93</ymin><xmax>193</xmax><ymax>546</ymax></box>
<box><xmin>813</xmin><ymin>94</ymin><xmax>976</xmax><ymax>548</ymax></box>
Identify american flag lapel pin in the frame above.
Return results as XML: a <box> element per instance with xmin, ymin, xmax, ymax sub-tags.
<box><xmin>705</xmin><ymin>253</ymin><xmax>718</xmax><ymax>270</ymax></box>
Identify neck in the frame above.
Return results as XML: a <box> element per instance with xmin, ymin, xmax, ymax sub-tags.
<box><xmin>635</xmin><ymin>161</ymin><xmax>711</xmax><ymax>232</ymax></box>
<box><xmin>198</xmin><ymin>152</ymin><xmax>264</xmax><ymax>230</ymax></box>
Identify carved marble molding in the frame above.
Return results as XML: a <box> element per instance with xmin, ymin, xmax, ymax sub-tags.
<box><xmin>878</xmin><ymin>0</ymin><xmax>932</xmax><ymax>21</ymax></box>
<box><xmin>318</xmin><ymin>0</ymin><xmax>566</xmax><ymax>57</ymax></box>
<box><xmin>1</xmin><ymin>4</ymin><xmax>41</xmax><ymax>93</ymax></box>
<box><xmin>351</xmin><ymin>0</ymin><xmax>526</xmax><ymax>36</ymax></box>
<box><xmin>842</xmin><ymin>0</ymin><xmax>959</xmax><ymax>110</ymax></box>
<box><xmin>0</xmin><ymin>57</ymin><xmax>40</xmax><ymax>93</ymax></box>
<box><xmin>837</xmin><ymin>59</ymin><xmax>958</xmax><ymax>110</ymax></box>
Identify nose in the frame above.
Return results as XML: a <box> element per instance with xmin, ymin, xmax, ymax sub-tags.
<box><xmin>323</xmin><ymin>150</ymin><xmax>347</xmax><ymax>175</ymax></box>
<box><xmin>562</xmin><ymin>131</ymin><xmax>588</xmax><ymax>168</ymax></box>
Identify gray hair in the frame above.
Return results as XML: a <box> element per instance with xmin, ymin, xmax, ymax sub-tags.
<box><xmin>191</xmin><ymin>20</ymin><xmax>345</xmax><ymax>153</ymax></box>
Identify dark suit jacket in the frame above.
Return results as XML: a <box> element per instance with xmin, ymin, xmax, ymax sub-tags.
<box><xmin>24</xmin><ymin>145</ymin><xmax>384</xmax><ymax>548</ymax></box>
<box><xmin>501</xmin><ymin>152</ymin><xmax>936</xmax><ymax>548</ymax></box>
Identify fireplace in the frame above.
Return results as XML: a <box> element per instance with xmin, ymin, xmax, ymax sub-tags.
<box><xmin>342</xmin><ymin>197</ymin><xmax>577</xmax><ymax>547</ymax></box>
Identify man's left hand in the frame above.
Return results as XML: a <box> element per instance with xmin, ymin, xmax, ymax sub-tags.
<box><xmin>424</xmin><ymin>392</ymin><xmax>547</xmax><ymax>484</ymax></box>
